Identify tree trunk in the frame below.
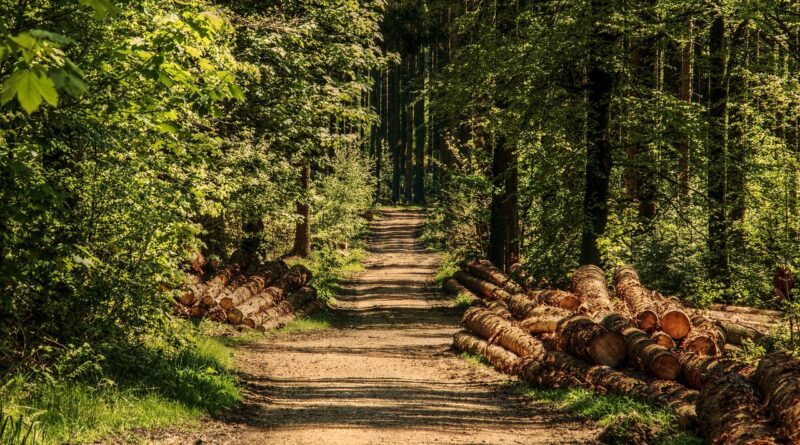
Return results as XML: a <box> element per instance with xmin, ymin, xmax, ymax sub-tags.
<box><xmin>389</xmin><ymin>63</ymin><xmax>402</xmax><ymax>203</ymax></box>
<box><xmin>465</xmin><ymin>260</ymin><xmax>524</xmax><ymax>294</ymax></box>
<box><xmin>488</xmin><ymin>134</ymin><xmax>520</xmax><ymax>272</ymax></box>
<box><xmin>650</xmin><ymin>291</ymin><xmax>692</xmax><ymax>339</ymax></box>
<box><xmin>290</xmin><ymin>163</ymin><xmax>311</xmax><ymax>258</ymax></box>
<box><xmin>462</xmin><ymin>307</ymin><xmax>546</xmax><ymax>358</ymax></box>
<box><xmin>707</xmin><ymin>14</ymin><xmax>730</xmax><ymax>291</ymax></box>
<box><xmin>679</xmin><ymin>17</ymin><xmax>694</xmax><ymax>196</ymax></box>
<box><xmin>579</xmin><ymin>0</ymin><xmax>616</xmax><ymax>266</ymax></box>
<box><xmin>676</xmin><ymin>351</ymin><xmax>755</xmax><ymax>390</ymax></box>
<box><xmin>403</xmin><ymin>56</ymin><xmax>414</xmax><ymax>203</ymax></box>
<box><xmin>413</xmin><ymin>50</ymin><xmax>426</xmax><ymax>204</ymax></box>
<box><xmin>531</xmin><ymin>289</ymin><xmax>582</xmax><ymax>312</ymax></box>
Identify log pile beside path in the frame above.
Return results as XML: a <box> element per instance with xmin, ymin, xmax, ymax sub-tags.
<box><xmin>173</xmin><ymin>260</ymin><xmax>321</xmax><ymax>331</ymax></box>
<box><xmin>445</xmin><ymin>259</ymin><xmax>797</xmax><ymax>444</ymax></box>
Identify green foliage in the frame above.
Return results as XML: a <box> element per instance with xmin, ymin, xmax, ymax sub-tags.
<box><xmin>1</xmin><ymin>321</ymin><xmax>239</xmax><ymax>444</ymax></box>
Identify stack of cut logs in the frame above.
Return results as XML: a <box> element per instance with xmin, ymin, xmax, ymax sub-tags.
<box><xmin>173</xmin><ymin>260</ymin><xmax>320</xmax><ymax>331</ymax></box>
<box><xmin>447</xmin><ymin>260</ymin><xmax>799</xmax><ymax>445</ymax></box>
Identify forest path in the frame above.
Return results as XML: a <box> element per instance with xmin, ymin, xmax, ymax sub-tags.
<box><xmin>148</xmin><ymin>208</ymin><xmax>598</xmax><ymax>444</ymax></box>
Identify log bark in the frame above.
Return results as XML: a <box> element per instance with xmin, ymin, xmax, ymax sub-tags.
<box><xmin>198</xmin><ymin>268</ymin><xmax>238</xmax><ymax>307</ymax></box>
<box><xmin>676</xmin><ymin>351</ymin><xmax>754</xmax><ymax>390</ymax></box>
<box><xmin>486</xmin><ymin>300</ymin><xmax>514</xmax><ymax>320</ymax></box>
<box><xmin>696</xmin><ymin>373</ymin><xmax>779</xmax><ymax>445</ymax></box>
<box><xmin>227</xmin><ymin>287</ymin><xmax>284</xmax><ymax>326</ymax></box>
<box><xmin>652</xmin><ymin>331</ymin><xmax>676</xmax><ymax>349</ymax></box>
<box><xmin>601</xmin><ymin>313</ymin><xmax>680</xmax><ymax>380</ymax></box>
<box><xmin>531</xmin><ymin>290</ymin><xmax>582</xmax><ymax>311</ymax></box>
<box><xmin>454</xmin><ymin>320</ymin><xmax>696</xmax><ymax>428</ymax></box>
<box><xmin>557</xmin><ymin>315</ymin><xmax>627</xmax><ymax>367</ymax></box>
<box><xmin>716</xmin><ymin>320</ymin><xmax>764</xmax><ymax>346</ymax></box>
<box><xmin>709</xmin><ymin>304</ymin><xmax>784</xmax><ymax>318</ymax></box>
<box><xmin>453</xmin><ymin>271</ymin><xmax>505</xmax><ymax>301</ymax></box>
<box><xmin>219</xmin><ymin>277</ymin><xmax>267</xmax><ymax>310</ymax></box>
<box><xmin>683</xmin><ymin>314</ymin><xmax>725</xmax><ymax>356</ymax></box>
<box><xmin>613</xmin><ymin>267</ymin><xmax>659</xmax><ymax>331</ymax></box>
<box><xmin>452</xmin><ymin>330</ymin><xmax>520</xmax><ymax>374</ymax></box>
<box><xmin>466</xmin><ymin>260</ymin><xmax>524</xmax><ymax>294</ymax></box>
<box><xmin>517</xmin><ymin>306</ymin><xmax>572</xmax><ymax>334</ymax></box>
<box><xmin>518</xmin><ymin>351</ymin><xmax>698</xmax><ymax>428</ymax></box>
<box><xmin>570</xmin><ymin>265</ymin><xmax>614</xmax><ymax>316</ymax></box>
<box><xmin>651</xmin><ymin>293</ymin><xmax>692</xmax><ymax>340</ymax></box>
<box><xmin>443</xmin><ymin>278</ymin><xmax>480</xmax><ymax>304</ymax></box>
<box><xmin>461</xmin><ymin>307</ymin><xmax>547</xmax><ymax>358</ymax></box>
<box><xmin>754</xmin><ymin>353</ymin><xmax>800</xmax><ymax>442</ymax></box>
<box><xmin>281</xmin><ymin>264</ymin><xmax>313</xmax><ymax>291</ymax></box>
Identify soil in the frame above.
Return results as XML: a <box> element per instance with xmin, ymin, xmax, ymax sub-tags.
<box><xmin>141</xmin><ymin>209</ymin><xmax>599</xmax><ymax>444</ymax></box>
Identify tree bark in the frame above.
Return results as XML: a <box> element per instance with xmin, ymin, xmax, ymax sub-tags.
<box><xmin>389</xmin><ymin>62</ymin><xmax>402</xmax><ymax>203</ymax></box>
<box><xmin>488</xmin><ymin>134</ymin><xmax>520</xmax><ymax>272</ymax></box>
<box><xmin>557</xmin><ymin>315</ymin><xmax>627</xmax><ymax>367</ymax></box>
<box><xmin>570</xmin><ymin>265</ymin><xmax>614</xmax><ymax>316</ymax></box>
<box><xmin>754</xmin><ymin>353</ymin><xmax>800</xmax><ymax>442</ymax></box>
<box><xmin>290</xmin><ymin>163</ymin><xmax>311</xmax><ymax>258</ymax></box>
<box><xmin>413</xmin><ymin>50</ymin><xmax>426</xmax><ymax>204</ymax></box>
<box><xmin>601</xmin><ymin>313</ymin><xmax>681</xmax><ymax>380</ymax></box>
<box><xmin>579</xmin><ymin>0</ymin><xmax>617</xmax><ymax>266</ymax></box>
<box><xmin>707</xmin><ymin>13</ymin><xmax>730</xmax><ymax>291</ymax></box>
<box><xmin>613</xmin><ymin>266</ymin><xmax>659</xmax><ymax>331</ymax></box>
<box><xmin>679</xmin><ymin>17</ymin><xmax>694</xmax><ymax>196</ymax></box>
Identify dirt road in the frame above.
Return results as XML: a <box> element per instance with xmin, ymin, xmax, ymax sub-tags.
<box><xmin>150</xmin><ymin>208</ymin><xmax>597</xmax><ymax>444</ymax></box>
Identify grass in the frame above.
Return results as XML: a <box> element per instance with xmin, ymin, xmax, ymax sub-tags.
<box><xmin>1</xmin><ymin>325</ymin><xmax>241</xmax><ymax>445</ymax></box>
<box><xmin>456</xmin><ymin>353</ymin><xmax>701</xmax><ymax>445</ymax></box>
<box><xmin>514</xmin><ymin>385</ymin><xmax>703</xmax><ymax>445</ymax></box>
<box><xmin>271</xmin><ymin>311</ymin><xmax>334</xmax><ymax>335</ymax></box>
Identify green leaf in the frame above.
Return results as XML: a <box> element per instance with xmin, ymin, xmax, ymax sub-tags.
<box><xmin>11</xmin><ymin>71</ymin><xmax>58</xmax><ymax>113</ymax></box>
<box><xmin>29</xmin><ymin>30</ymin><xmax>73</xmax><ymax>44</ymax></box>
<box><xmin>15</xmin><ymin>71</ymin><xmax>43</xmax><ymax>113</ymax></box>
<box><xmin>9</xmin><ymin>32</ymin><xmax>36</xmax><ymax>50</ymax></box>
<box><xmin>78</xmin><ymin>0</ymin><xmax>118</xmax><ymax>19</ymax></box>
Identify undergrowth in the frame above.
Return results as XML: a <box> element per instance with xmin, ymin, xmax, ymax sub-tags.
<box><xmin>0</xmin><ymin>320</ymin><xmax>240</xmax><ymax>445</ymax></box>
<box><xmin>514</xmin><ymin>385</ymin><xmax>703</xmax><ymax>445</ymax></box>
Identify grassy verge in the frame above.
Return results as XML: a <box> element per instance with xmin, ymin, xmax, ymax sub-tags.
<box><xmin>1</xmin><ymin>322</ymin><xmax>241</xmax><ymax>445</ymax></box>
<box><xmin>457</xmin><ymin>352</ymin><xmax>701</xmax><ymax>445</ymax></box>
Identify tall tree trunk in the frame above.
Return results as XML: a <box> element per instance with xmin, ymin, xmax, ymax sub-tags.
<box><xmin>404</xmin><ymin>56</ymin><xmax>415</xmax><ymax>203</ymax></box>
<box><xmin>291</xmin><ymin>163</ymin><xmax>311</xmax><ymax>258</ymax></box>
<box><xmin>580</xmin><ymin>0</ymin><xmax>617</xmax><ymax>266</ymax></box>
<box><xmin>413</xmin><ymin>50</ymin><xmax>426</xmax><ymax>204</ymax></box>
<box><xmin>389</xmin><ymin>62</ymin><xmax>402</xmax><ymax>203</ymax></box>
<box><xmin>728</xmin><ymin>26</ymin><xmax>749</xmax><ymax>253</ymax></box>
<box><xmin>707</xmin><ymin>13</ymin><xmax>730</xmax><ymax>290</ymax></box>
<box><xmin>679</xmin><ymin>17</ymin><xmax>694</xmax><ymax>196</ymax></box>
<box><xmin>488</xmin><ymin>134</ymin><xmax>519</xmax><ymax>272</ymax></box>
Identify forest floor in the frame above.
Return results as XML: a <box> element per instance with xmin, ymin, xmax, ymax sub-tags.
<box><xmin>140</xmin><ymin>208</ymin><xmax>599</xmax><ymax>444</ymax></box>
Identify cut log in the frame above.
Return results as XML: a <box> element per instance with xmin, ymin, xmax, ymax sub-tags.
<box><xmin>650</xmin><ymin>292</ymin><xmax>691</xmax><ymax>340</ymax></box>
<box><xmin>206</xmin><ymin>305</ymin><xmax>227</xmax><ymax>323</ymax></box>
<box><xmin>453</xmin><ymin>330</ymin><xmax>520</xmax><ymax>374</ymax></box>
<box><xmin>466</xmin><ymin>260</ymin><xmax>525</xmax><ymax>294</ymax></box>
<box><xmin>557</xmin><ymin>315</ymin><xmax>627</xmax><ymax>367</ymax></box>
<box><xmin>683</xmin><ymin>314</ymin><xmax>724</xmax><ymax>356</ymax></box>
<box><xmin>531</xmin><ymin>289</ymin><xmax>582</xmax><ymax>311</ymax></box>
<box><xmin>601</xmin><ymin>313</ymin><xmax>680</xmax><ymax>380</ymax></box>
<box><xmin>280</xmin><ymin>264</ymin><xmax>313</xmax><ymax>291</ymax></box>
<box><xmin>486</xmin><ymin>300</ymin><xmax>513</xmax><ymax>320</ymax></box>
<box><xmin>517</xmin><ymin>306</ymin><xmax>572</xmax><ymax>334</ymax></box>
<box><xmin>696</xmin><ymin>373</ymin><xmax>779</xmax><ymax>445</ymax></box>
<box><xmin>613</xmin><ymin>267</ymin><xmax>659</xmax><ymax>331</ymax></box>
<box><xmin>461</xmin><ymin>307</ymin><xmax>547</xmax><ymax>358</ymax></box>
<box><xmin>226</xmin><ymin>288</ymin><xmax>284</xmax><ymax>325</ymax></box>
<box><xmin>570</xmin><ymin>265</ymin><xmax>613</xmax><ymax>316</ymax></box>
<box><xmin>709</xmin><ymin>304</ymin><xmax>784</xmax><ymax>318</ymax></box>
<box><xmin>218</xmin><ymin>277</ymin><xmax>267</xmax><ymax>310</ymax></box>
<box><xmin>198</xmin><ymin>268</ymin><xmax>235</xmax><ymax>307</ymax></box>
<box><xmin>676</xmin><ymin>351</ymin><xmax>755</xmax><ymax>390</ymax></box>
<box><xmin>754</xmin><ymin>353</ymin><xmax>800</xmax><ymax>442</ymax></box>
<box><xmin>716</xmin><ymin>320</ymin><xmax>764</xmax><ymax>346</ymax></box>
<box><xmin>443</xmin><ymin>278</ymin><xmax>480</xmax><ymax>303</ymax></box>
<box><xmin>518</xmin><ymin>351</ymin><xmax>698</xmax><ymax>428</ymax></box>
<box><xmin>453</xmin><ymin>325</ymin><xmax>697</xmax><ymax>428</ymax></box>
<box><xmin>652</xmin><ymin>331</ymin><xmax>676</xmax><ymax>349</ymax></box>
<box><xmin>453</xmin><ymin>271</ymin><xmax>505</xmax><ymax>301</ymax></box>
